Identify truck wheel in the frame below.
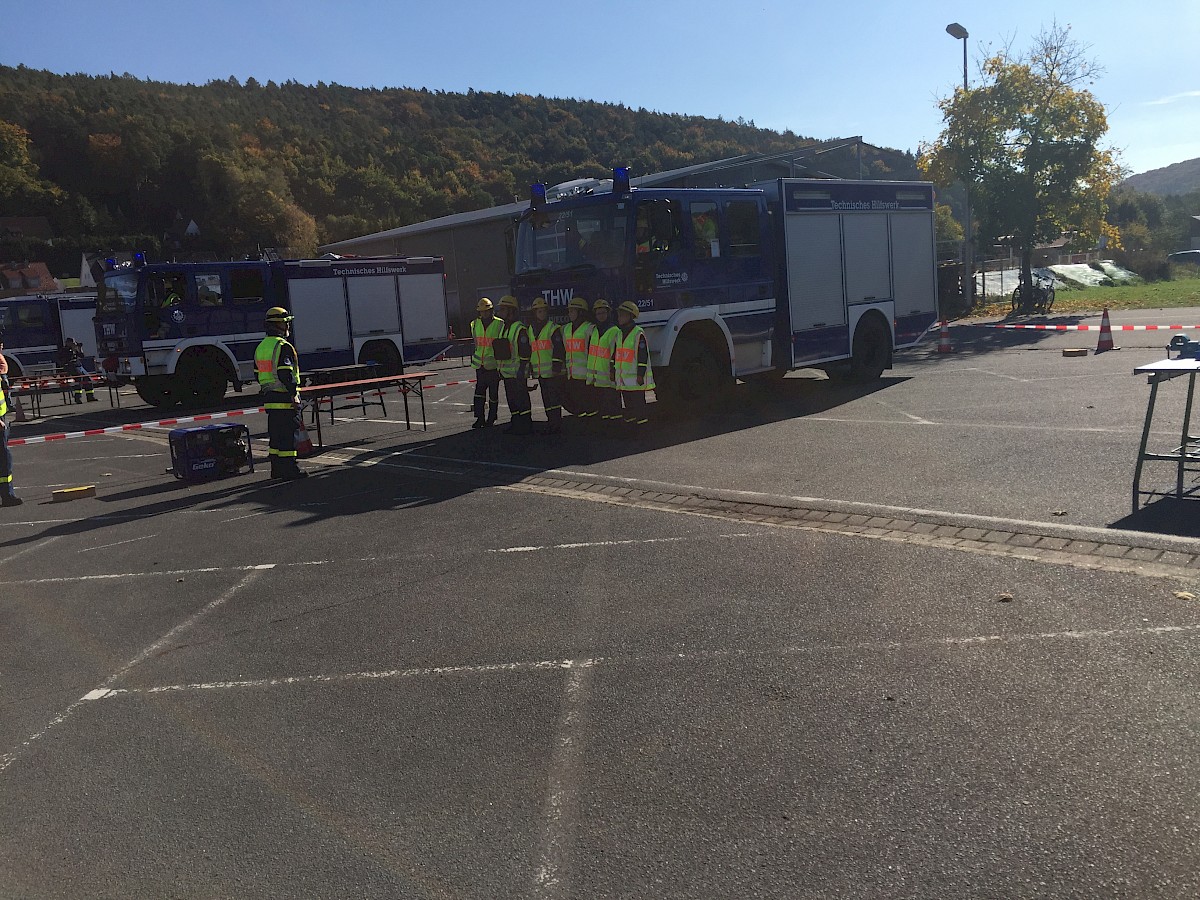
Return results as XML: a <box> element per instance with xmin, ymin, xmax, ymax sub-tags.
<box><xmin>360</xmin><ymin>341</ymin><xmax>402</xmax><ymax>376</ymax></box>
<box><xmin>848</xmin><ymin>316</ymin><xmax>891</xmax><ymax>383</ymax></box>
<box><xmin>135</xmin><ymin>375</ymin><xmax>183</xmax><ymax>408</ymax></box>
<box><xmin>667</xmin><ymin>335</ymin><xmax>732</xmax><ymax>411</ymax></box>
<box><xmin>176</xmin><ymin>353</ymin><xmax>228</xmax><ymax>408</ymax></box>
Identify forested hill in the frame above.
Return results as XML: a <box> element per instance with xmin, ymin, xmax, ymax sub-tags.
<box><xmin>0</xmin><ymin>65</ymin><xmax>916</xmax><ymax>261</ymax></box>
<box><xmin>1122</xmin><ymin>157</ymin><xmax>1200</xmax><ymax>197</ymax></box>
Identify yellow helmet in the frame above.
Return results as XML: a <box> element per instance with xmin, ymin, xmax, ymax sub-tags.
<box><xmin>592</xmin><ymin>298</ymin><xmax>611</xmax><ymax>311</ymax></box>
<box><xmin>617</xmin><ymin>301</ymin><xmax>640</xmax><ymax>319</ymax></box>
<box><xmin>531</xmin><ymin>297</ymin><xmax>549</xmax><ymax>311</ymax></box>
<box><xmin>265</xmin><ymin>306</ymin><xmax>294</xmax><ymax>324</ymax></box>
<box><xmin>568</xmin><ymin>297</ymin><xmax>589</xmax><ymax>312</ymax></box>
<box><xmin>476</xmin><ymin>297</ymin><xmax>494</xmax><ymax>312</ymax></box>
<box><xmin>498</xmin><ymin>294</ymin><xmax>518</xmax><ymax>309</ymax></box>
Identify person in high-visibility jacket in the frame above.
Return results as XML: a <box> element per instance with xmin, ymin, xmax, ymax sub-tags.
<box><xmin>562</xmin><ymin>296</ymin><xmax>594</xmax><ymax>421</ymax></box>
<box><xmin>529</xmin><ymin>297</ymin><xmax>566</xmax><ymax>434</ymax></box>
<box><xmin>470</xmin><ymin>297</ymin><xmax>505</xmax><ymax>428</ymax></box>
<box><xmin>254</xmin><ymin>307</ymin><xmax>307</xmax><ymax>480</ymax></box>
<box><xmin>496</xmin><ymin>295</ymin><xmax>534</xmax><ymax>436</ymax></box>
<box><xmin>615</xmin><ymin>300</ymin><xmax>655</xmax><ymax>428</ymax></box>
<box><xmin>0</xmin><ymin>331</ymin><xmax>21</xmax><ymax>506</ymax></box>
<box><xmin>585</xmin><ymin>299</ymin><xmax>622</xmax><ymax>426</ymax></box>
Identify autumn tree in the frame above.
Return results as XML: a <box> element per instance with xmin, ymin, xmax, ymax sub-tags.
<box><xmin>919</xmin><ymin>24</ymin><xmax>1124</xmax><ymax>309</ymax></box>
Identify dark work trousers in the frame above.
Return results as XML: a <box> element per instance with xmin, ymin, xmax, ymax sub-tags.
<box><xmin>620</xmin><ymin>389</ymin><xmax>650</xmax><ymax>426</ymax></box>
<box><xmin>539</xmin><ymin>376</ymin><xmax>567</xmax><ymax>432</ymax></box>
<box><xmin>266</xmin><ymin>406</ymin><xmax>298</xmax><ymax>463</ymax></box>
<box><xmin>596</xmin><ymin>386</ymin><xmax>622</xmax><ymax>424</ymax></box>
<box><xmin>564</xmin><ymin>378</ymin><xmax>589</xmax><ymax>417</ymax></box>
<box><xmin>0</xmin><ymin>419</ymin><xmax>14</xmax><ymax>496</ymax></box>
<box><xmin>503</xmin><ymin>377</ymin><xmax>533</xmax><ymax>434</ymax></box>
<box><xmin>473</xmin><ymin>368</ymin><xmax>501</xmax><ymax>423</ymax></box>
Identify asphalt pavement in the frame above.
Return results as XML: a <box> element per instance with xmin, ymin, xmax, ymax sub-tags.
<box><xmin>2</xmin><ymin>307</ymin><xmax>1199</xmax><ymax>898</ymax></box>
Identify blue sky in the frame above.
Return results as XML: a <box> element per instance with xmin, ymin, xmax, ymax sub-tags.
<box><xmin>6</xmin><ymin>0</ymin><xmax>1197</xmax><ymax>177</ymax></box>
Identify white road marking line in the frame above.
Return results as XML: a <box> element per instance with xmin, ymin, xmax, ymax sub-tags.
<box><xmin>870</xmin><ymin>397</ymin><xmax>934</xmax><ymax>425</ymax></box>
<box><xmin>79</xmin><ymin>534</ymin><xmax>159</xmax><ymax>553</ymax></box>
<box><xmin>0</xmin><ymin>569</ymin><xmax>265</xmax><ymax>776</ymax></box>
<box><xmin>535</xmin><ymin>660</ymin><xmax>593</xmax><ymax>899</ymax></box>
<box><xmin>0</xmin><ymin>536</ymin><xmax>61</xmax><ymax>567</ymax></box>
<box><xmin>87</xmin><ymin>621</ymin><xmax>1200</xmax><ymax>703</ymax></box>
<box><xmin>0</xmin><ymin>562</ymin><xmax>281</xmax><ymax>587</ymax></box>
<box><xmin>490</xmin><ymin>536</ymin><xmax>690</xmax><ymax>553</ymax></box>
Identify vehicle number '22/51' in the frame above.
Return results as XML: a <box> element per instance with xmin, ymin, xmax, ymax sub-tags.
<box><xmin>636</xmin><ymin>298</ymin><xmax>654</xmax><ymax>310</ymax></box>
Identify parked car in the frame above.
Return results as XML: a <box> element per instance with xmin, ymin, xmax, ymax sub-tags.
<box><xmin>1167</xmin><ymin>250</ymin><xmax>1200</xmax><ymax>265</ymax></box>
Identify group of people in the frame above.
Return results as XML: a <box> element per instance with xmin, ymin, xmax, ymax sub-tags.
<box><xmin>470</xmin><ymin>294</ymin><xmax>654</xmax><ymax>435</ymax></box>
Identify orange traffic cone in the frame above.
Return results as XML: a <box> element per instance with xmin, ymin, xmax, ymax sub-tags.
<box><xmin>293</xmin><ymin>412</ymin><xmax>315</xmax><ymax>458</ymax></box>
<box><xmin>13</xmin><ymin>392</ymin><xmax>26</xmax><ymax>423</ymax></box>
<box><xmin>1095</xmin><ymin>307</ymin><xmax>1119</xmax><ymax>353</ymax></box>
<box><xmin>936</xmin><ymin>320</ymin><xmax>954</xmax><ymax>353</ymax></box>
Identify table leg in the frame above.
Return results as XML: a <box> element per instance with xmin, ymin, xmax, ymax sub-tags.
<box><xmin>1133</xmin><ymin>378</ymin><xmax>1160</xmax><ymax>512</ymax></box>
<box><xmin>419</xmin><ymin>380</ymin><xmax>427</xmax><ymax>431</ymax></box>
<box><xmin>1179</xmin><ymin>373</ymin><xmax>1197</xmax><ymax>500</ymax></box>
<box><xmin>401</xmin><ymin>381</ymin><xmax>412</xmax><ymax>430</ymax></box>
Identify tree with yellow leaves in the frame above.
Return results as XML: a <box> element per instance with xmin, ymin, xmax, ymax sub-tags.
<box><xmin>919</xmin><ymin>24</ymin><xmax>1124</xmax><ymax>311</ymax></box>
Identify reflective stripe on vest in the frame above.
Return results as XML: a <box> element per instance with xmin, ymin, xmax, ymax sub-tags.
<box><xmin>586</xmin><ymin>325</ymin><xmax>621</xmax><ymax>389</ymax></box>
<box><xmin>563</xmin><ymin>321</ymin><xmax>595</xmax><ymax>381</ymax></box>
<box><xmin>531</xmin><ymin>321</ymin><xmax>559</xmax><ymax>378</ymax></box>
<box><xmin>471</xmin><ymin>316</ymin><xmax>506</xmax><ymax>370</ymax></box>
<box><xmin>614</xmin><ymin>326</ymin><xmax>655</xmax><ymax>391</ymax></box>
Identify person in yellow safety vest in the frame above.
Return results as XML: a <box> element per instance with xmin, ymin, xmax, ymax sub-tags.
<box><xmin>496</xmin><ymin>295</ymin><xmax>534</xmax><ymax>436</ymax></box>
<box><xmin>0</xmin><ymin>331</ymin><xmax>21</xmax><ymax>506</ymax></box>
<box><xmin>615</xmin><ymin>300</ymin><xmax>655</xmax><ymax>429</ymax></box>
<box><xmin>585</xmin><ymin>298</ymin><xmax>622</xmax><ymax>426</ymax></box>
<box><xmin>470</xmin><ymin>297</ymin><xmax>505</xmax><ymax>428</ymax></box>
<box><xmin>561</xmin><ymin>296</ymin><xmax>594</xmax><ymax>420</ymax></box>
<box><xmin>254</xmin><ymin>306</ymin><xmax>307</xmax><ymax>480</ymax></box>
<box><xmin>530</xmin><ymin>297</ymin><xmax>567</xmax><ymax>434</ymax></box>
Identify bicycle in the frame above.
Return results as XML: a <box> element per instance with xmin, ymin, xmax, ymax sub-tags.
<box><xmin>1010</xmin><ymin>271</ymin><xmax>1056</xmax><ymax>314</ymax></box>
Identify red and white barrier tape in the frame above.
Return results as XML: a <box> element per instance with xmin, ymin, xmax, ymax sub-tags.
<box><xmin>987</xmin><ymin>323</ymin><xmax>1200</xmax><ymax>331</ymax></box>
<box><xmin>11</xmin><ymin>376</ymin><xmax>103</xmax><ymax>392</ymax></box>
<box><xmin>8</xmin><ymin>377</ymin><xmax>479</xmax><ymax>447</ymax></box>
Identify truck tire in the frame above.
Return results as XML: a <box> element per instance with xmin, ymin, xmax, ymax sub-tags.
<box><xmin>847</xmin><ymin>315</ymin><xmax>891</xmax><ymax>383</ymax></box>
<box><xmin>360</xmin><ymin>340</ymin><xmax>402</xmax><ymax>376</ymax></box>
<box><xmin>135</xmin><ymin>375</ymin><xmax>183</xmax><ymax>408</ymax></box>
<box><xmin>176</xmin><ymin>351</ymin><xmax>228</xmax><ymax>408</ymax></box>
<box><xmin>664</xmin><ymin>334</ymin><xmax>732</xmax><ymax>412</ymax></box>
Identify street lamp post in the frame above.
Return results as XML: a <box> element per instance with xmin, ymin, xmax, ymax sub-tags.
<box><xmin>946</xmin><ymin>22</ymin><xmax>973</xmax><ymax>307</ymax></box>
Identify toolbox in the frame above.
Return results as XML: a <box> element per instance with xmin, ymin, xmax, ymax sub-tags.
<box><xmin>168</xmin><ymin>423</ymin><xmax>255</xmax><ymax>482</ymax></box>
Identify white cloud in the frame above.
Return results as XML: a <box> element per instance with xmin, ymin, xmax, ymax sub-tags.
<box><xmin>1146</xmin><ymin>90</ymin><xmax>1200</xmax><ymax>106</ymax></box>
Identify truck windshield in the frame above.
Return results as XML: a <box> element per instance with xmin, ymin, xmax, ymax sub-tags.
<box><xmin>97</xmin><ymin>273</ymin><xmax>139</xmax><ymax>315</ymax></box>
<box><xmin>515</xmin><ymin>204</ymin><xmax>630</xmax><ymax>274</ymax></box>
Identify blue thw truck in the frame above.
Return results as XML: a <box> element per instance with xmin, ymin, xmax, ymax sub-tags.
<box><xmin>94</xmin><ymin>255</ymin><xmax>449</xmax><ymax>407</ymax></box>
<box><xmin>511</xmin><ymin>171</ymin><xmax>939</xmax><ymax>405</ymax></box>
<box><xmin>0</xmin><ymin>293</ymin><xmax>98</xmax><ymax>376</ymax></box>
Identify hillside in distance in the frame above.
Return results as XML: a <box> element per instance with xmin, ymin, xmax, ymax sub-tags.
<box><xmin>0</xmin><ymin>65</ymin><xmax>917</xmax><ymax>257</ymax></box>
<box><xmin>1122</xmin><ymin>157</ymin><xmax>1200</xmax><ymax>197</ymax></box>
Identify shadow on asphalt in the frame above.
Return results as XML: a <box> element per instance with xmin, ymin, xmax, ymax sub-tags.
<box><xmin>0</xmin><ymin>375</ymin><xmax>906</xmax><ymax>544</ymax></box>
<box><xmin>1110</xmin><ymin>498</ymin><xmax>1200</xmax><ymax>539</ymax></box>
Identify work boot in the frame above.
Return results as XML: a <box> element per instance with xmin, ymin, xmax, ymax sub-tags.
<box><xmin>280</xmin><ymin>461</ymin><xmax>309</xmax><ymax>480</ymax></box>
<box><xmin>1</xmin><ymin>494</ymin><xmax>23</xmax><ymax>507</ymax></box>
<box><xmin>87</xmin><ymin>395</ymin><xmax>98</xmax><ymax>402</ymax></box>
<box><xmin>472</xmin><ymin>418</ymin><xmax>486</xmax><ymax>429</ymax></box>
<box><xmin>269</xmin><ymin>458</ymin><xmax>283</xmax><ymax>480</ymax></box>
<box><xmin>74</xmin><ymin>395</ymin><xmax>83</xmax><ymax>404</ymax></box>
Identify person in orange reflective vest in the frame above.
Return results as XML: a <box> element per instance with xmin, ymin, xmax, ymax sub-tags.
<box><xmin>529</xmin><ymin>297</ymin><xmax>566</xmax><ymax>434</ymax></box>
<box><xmin>496</xmin><ymin>295</ymin><xmax>534</xmax><ymax>436</ymax></box>
<box><xmin>614</xmin><ymin>301</ymin><xmax>655</xmax><ymax>429</ymax></box>
<box><xmin>562</xmin><ymin>296</ymin><xmax>594</xmax><ymax>422</ymax></box>
<box><xmin>254</xmin><ymin>306</ymin><xmax>307</xmax><ymax>480</ymax></box>
<box><xmin>585</xmin><ymin>299</ymin><xmax>622</xmax><ymax>427</ymax></box>
<box><xmin>470</xmin><ymin>297</ymin><xmax>505</xmax><ymax>428</ymax></box>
